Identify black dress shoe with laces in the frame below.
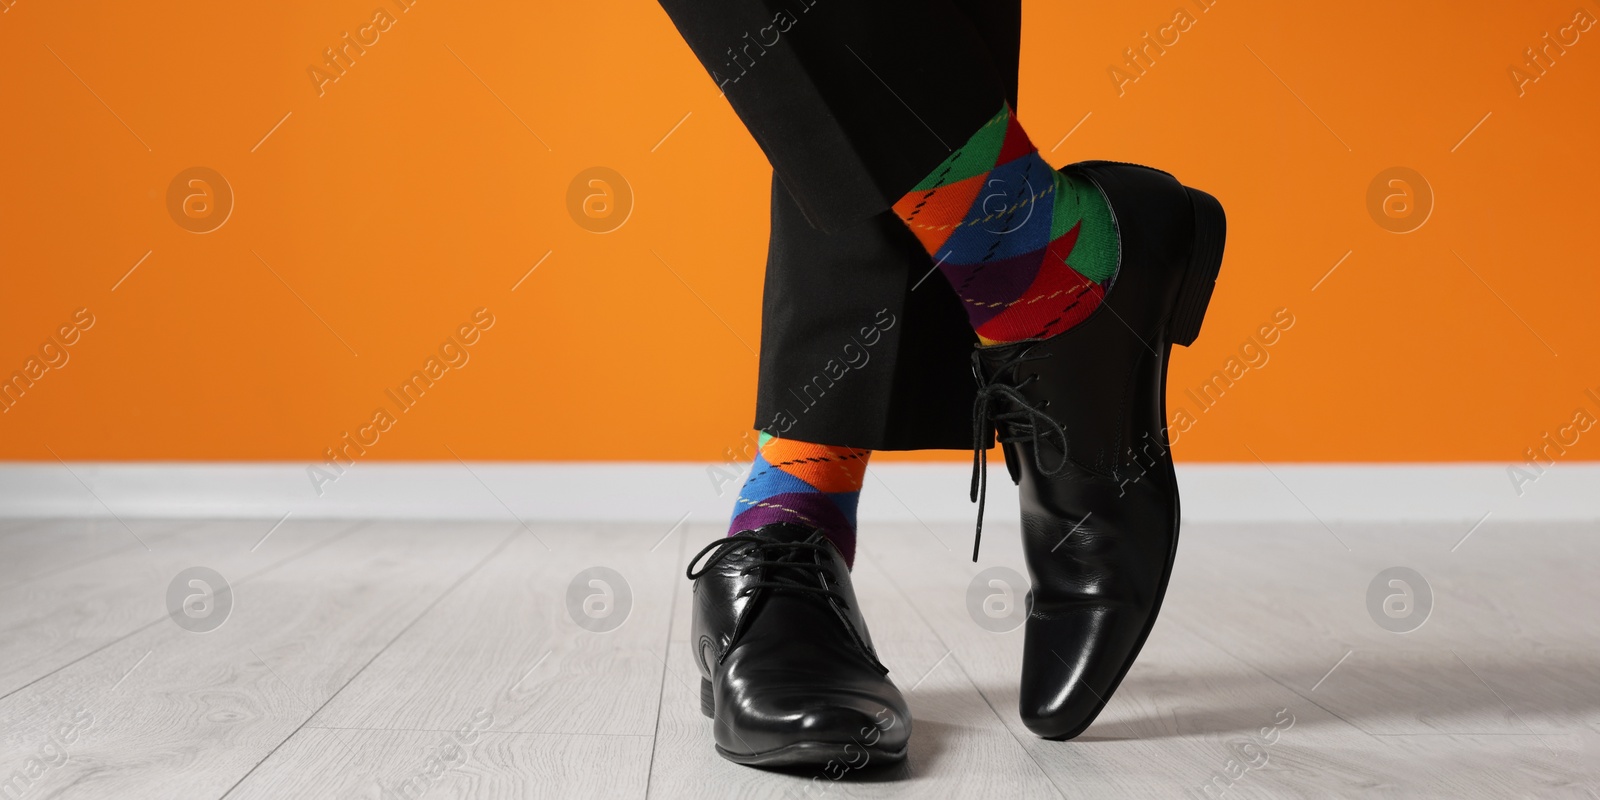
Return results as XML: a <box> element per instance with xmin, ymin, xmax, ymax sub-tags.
<box><xmin>686</xmin><ymin>523</ymin><xmax>911</xmax><ymax>767</ymax></box>
<box><xmin>968</xmin><ymin>161</ymin><xmax>1227</xmax><ymax>740</ymax></box>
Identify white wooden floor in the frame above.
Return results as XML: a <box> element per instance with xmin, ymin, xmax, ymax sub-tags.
<box><xmin>1</xmin><ymin>516</ymin><xmax>1596</xmax><ymax>798</ymax></box>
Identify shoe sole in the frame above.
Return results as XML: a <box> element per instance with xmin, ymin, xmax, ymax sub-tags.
<box><xmin>701</xmin><ymin>678</ymin><xmax>910</xmax><ymax>768</ymax></box>
<box><xmin>1035</xmin><ymin>183</ymin><xmax>1227</xmax><ymax>742</ymax></box>
<box><xmin>714</xmin><ymin>741</ymin><xmax>909</xmax><ymax>768</ymax></box>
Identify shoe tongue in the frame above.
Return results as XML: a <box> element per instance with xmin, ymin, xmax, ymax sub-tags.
<box><xmin>749</xmin><ymin>522</ymin><xmax>825</xmax><ymax>547</ymax></box>
<box><xmin>974</xmin><ymin>338</ymin><xmax>1041</xmax><ymax>378</ymax></box>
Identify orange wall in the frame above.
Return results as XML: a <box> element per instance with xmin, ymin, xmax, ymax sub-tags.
<box><xmin>2</xmin><ymin>0</ymin><xmax>1597</xmax><ymax>463</ymax></box>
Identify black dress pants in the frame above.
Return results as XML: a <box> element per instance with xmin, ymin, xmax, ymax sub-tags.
<box><xmin>657</xmin><ymin>0</ymin><xmax>1021</xmax><ymax>450</ymax></box>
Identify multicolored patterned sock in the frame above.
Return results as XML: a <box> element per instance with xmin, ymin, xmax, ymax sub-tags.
<box><xmin>893</xmin><ymin>104</ymin><xmax>1120</xmax><ymax>344</ymax></box>
<box><xmin>729</xmin><ymin>433</ymin><xmax>870</xmax><ymax>568</ymax></box>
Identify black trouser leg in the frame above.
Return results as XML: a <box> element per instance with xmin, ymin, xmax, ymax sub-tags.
<box><xmin>656</xmin><ymin>0</ymin><xmax>1014</xmax><ymax>232</ymax></box>
<box><xmin>658</xmin><ymin>0</ymin><xmax>1022</xmax><ymax>450</ymax></box>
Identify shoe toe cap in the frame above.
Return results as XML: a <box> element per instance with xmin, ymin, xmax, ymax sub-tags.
<box><xmin>1018</xmin><ymin>603</ymin><xmax>1149</xmax><ymax>740</ymax></box>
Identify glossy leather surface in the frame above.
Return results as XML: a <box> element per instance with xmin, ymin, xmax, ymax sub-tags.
<box><xmin>688</xmin><ymin>524</ymin><xmax>911</xmax><ymax>766</ymax></box>
<box><xmin>973</xmin><ymin>161</ymin><xmax>1219</xmax><ymax>740</ymax></box>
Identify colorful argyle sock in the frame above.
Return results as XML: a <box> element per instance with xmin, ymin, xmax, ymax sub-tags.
<box><xmin>729</xmin><ymin>433</ymin><xmax>870</xmax><ymax>568</ymax></box>
<box><xmin>893</xmin><ymin>103</ymin><xmax>1120</xmax><ymax>344</ymax></box>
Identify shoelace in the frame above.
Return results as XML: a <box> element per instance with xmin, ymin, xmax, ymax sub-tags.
<box><xmin>969</xmin><ymin>346</ymin><xmax>1073</xmax><ymax>562</ymax></box>
<box><xmin>686</xmin><ymin>532</ymin><xmax>847</xmax><ymax>604</ymax></box>
<box><xmin>687</xmin><ymin>531</ymin><xmax>885</xmax><ymax>669</ymax></box>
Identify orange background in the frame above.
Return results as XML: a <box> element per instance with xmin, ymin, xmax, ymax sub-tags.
<box><xmin>1</xmin><ymin>0</ymin><xmax>1597</xmax><ymax>463</ymax></box>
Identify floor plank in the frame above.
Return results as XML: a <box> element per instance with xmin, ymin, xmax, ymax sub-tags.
<box><xmin>0</xmin><ymin>521</ymin><xmax>509</xmax><ymax>799</ymax></box>
<box><xmin>225</xmin><ymin>728</ymin><xmax>653</xmax><ymax>799</ymax></box>
<box><xmin>305</xmin><ymin>523</ymin><xmax>682</xmax><ymax>736</ymax></box>
<box><xmin>1</xmin><ymin>517</ymin><xmax>1594</xmax><ymax>798</ymax></box>
<box><xmin>0</xmin><ymin>519</ymin><xmax>200</xmax><ymax>590</ymax></box>
<box><xmin>0</xmin><ymin>519</ymin><xmax>358</xmax><ymax>698</ymax></box>
<box><xmin>858</xmin><ymin>520</ymin><xmax>1600</xmax><ymax>798</ymax></box>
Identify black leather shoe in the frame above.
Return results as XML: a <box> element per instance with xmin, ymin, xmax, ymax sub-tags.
<box><xmin>969</xmin><ymin>161</ymin><xmax>1226</xmax><ymax>740</ymax></box>
<box><xmin>686</xmin><ymin>523</ymin><xmax>911</xmax><ymax>767</ymax></box>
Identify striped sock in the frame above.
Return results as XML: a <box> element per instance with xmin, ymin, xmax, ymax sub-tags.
<box><xmin>893</xmin><ymin>103</ymin><xmax>1120</xmax><ymax>344</ymax></box>
<box><xmin>729</xmin><ymin>433</ymin><xmax>870</xmax><ymax>568</ymax></box>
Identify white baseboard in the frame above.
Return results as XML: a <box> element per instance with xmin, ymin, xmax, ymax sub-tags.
<box><xmin>0</xmin><ymin>462</ymin><xmax>1594</xmax><ymax>525</ymax></box>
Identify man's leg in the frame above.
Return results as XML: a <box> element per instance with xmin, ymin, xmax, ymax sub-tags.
<box><xmin>728</xmin><ymin>1</ymin><xmax>1023</xmax><ymax>571</ymax></box>
<box><xmin>665</xmin><ymin>0</ymin><xmax>1230</xmax><ymax>749</ymax></box>
<box><xmin>668</xmin><ymin>0</ymin><xmax>1027</xmax><ymax>770</ymax></box>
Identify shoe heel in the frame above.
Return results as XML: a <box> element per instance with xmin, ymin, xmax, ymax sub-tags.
<box><xmin>700</xmin><ymin>678</ymin><xmax>715</xmax><ymax>718</ymax></box>
<box><xmin>1169</xmin><ymin>187</ymin><xmax>1227</xmax><ymax>347</ymax></box>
